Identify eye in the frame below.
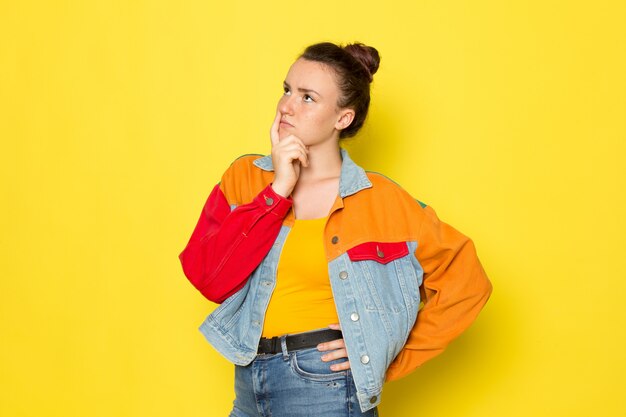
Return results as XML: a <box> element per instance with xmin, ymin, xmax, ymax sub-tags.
<box><xmin>283</xmin><ymin>86</ymin><xmax>291</xmax><ymax>95</ymax></box>
<box><xmin>303</xmin><ymin>94</ymin><xmax>314</xmax><ymax>103</ymax></box>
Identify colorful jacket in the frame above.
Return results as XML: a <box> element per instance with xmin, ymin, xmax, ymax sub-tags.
<box><xmin>179</xmin><ymin>148</ymin><xmax>492</xmax><ymax>413</ymax></box>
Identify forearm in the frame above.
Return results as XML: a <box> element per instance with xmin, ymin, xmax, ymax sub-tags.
<box><xmin>386</xmin><ymin>256</ymin><xmax>492</xmax><ymax>380</ymax></box>
<box><xmin>386</xmin><ymin>208</ymin><xmax>493</xmax><ymax>381</ymax></box>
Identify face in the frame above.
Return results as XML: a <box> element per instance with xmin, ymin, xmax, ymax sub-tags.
<box><xmin>277</xmin><ymin>58</ymin><xmax>354</xmax><ymax>145</ymax></box>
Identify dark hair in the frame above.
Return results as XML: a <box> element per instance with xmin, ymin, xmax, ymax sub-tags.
<box><xmin>300</xmin><ymin>42</ymin><xmax>380</xmax><ymax>139</ymax></box>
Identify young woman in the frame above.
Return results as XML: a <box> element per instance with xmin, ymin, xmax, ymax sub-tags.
<box><xmin>179</xmin><ymin>42</ymin><xmax>492</xmax><ymax>417</ymax></box>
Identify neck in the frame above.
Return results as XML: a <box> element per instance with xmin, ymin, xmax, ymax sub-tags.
<box><xmin>297</xmin><ymin>139</ymin><xmax>342</xmax><ymax>182</ymax></box>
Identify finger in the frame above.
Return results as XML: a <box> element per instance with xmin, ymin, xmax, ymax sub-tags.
<box><xmin>330</xmin><ymin>360</ymin><xmax>351</xmax><ymax>372</ymax></box>
<box><xmin>279</xmin><ymin>148</ymin><xmax>308</xmax><ymax>166</ymax></box>
<box><xmin>328</xmin><ymin>323</ymin><xmax>342</xmax><ymax>331</ymax></box>
<box><xmin>277</xmin><ymin>136</ymin><xmax>308</xmax><ymax>155</ymax></box>
<box><xmin>297</xmin><ymin>152</ymin><xmax>309</xmax><ymax>168</ymax></box>
<box><xmin>270</xmin><ymin>110</ymin><xmax>281</xmax><ymax>146</ymax></box>
<box><xmin>276</xmin><ymin>140</ymin><xmax>307</xmax><ymax>154</ymax></box>
<box><xmin>321</xmin><ymin>348</ymin><xmax>348</xmax><ymax>362</ymax></box>
<box><xmin>317</xmin><ymin>338</ymin><xmax>345</xmax><ymax>352</ymax></box>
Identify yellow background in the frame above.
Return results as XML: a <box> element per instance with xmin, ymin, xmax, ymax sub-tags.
<box><xmin>1</xmin><ymin>1</ymin><xmax>625</xmax><ymax>416</ymax></box>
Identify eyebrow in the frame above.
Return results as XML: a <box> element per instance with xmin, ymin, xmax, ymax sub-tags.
<box><xmin>283</xmin><ymin>81</ymin><xmax>322</xmax><ymax>97</ymax></box>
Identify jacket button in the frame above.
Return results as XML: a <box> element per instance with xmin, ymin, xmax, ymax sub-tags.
<box><xmin>360</xmin><ymin>355</ymin><xmax>370</xmax><ymax>364</ymax></box>
<box><xmin>331</xmin><ymin>236</ymin><xmax>339</xmax><ymax>244</ymax></box>
<box><xmin>350</xmin><ymin>313</ymin><xmax>359</xmax><ymax>321</ymax></box>
<box><xmin>339</xmin><ymin>271</ymin><xmax>348</xmax><ymax>280</ymax></box>
<box><xmin>370</xmin><ymin>396</ymin><xmax>377</xmax><ymax>404</ymax></box>
<box><xmin>376</xmin><ymin>247</ymin><xmax>384</xmax><ymax>258</ymax></box>
<box><xmin>265</xmin><ymin>197</ymin><xmax>274</xmax><ymax>206</ymax></box>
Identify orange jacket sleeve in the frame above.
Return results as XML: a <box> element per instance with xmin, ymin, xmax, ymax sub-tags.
<box><xmin>385</xmin><ymin>205</ymin><xmax>493</xmax><ymax>381</ymax></box>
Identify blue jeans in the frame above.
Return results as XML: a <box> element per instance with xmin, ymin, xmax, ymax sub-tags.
<box><xmin>229</xmin><ymin>336</ymin><xmax>379</xmax><ymax>417</ymax></box>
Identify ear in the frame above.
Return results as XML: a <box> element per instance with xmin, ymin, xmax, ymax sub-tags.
<box><xmin>335</xmin><ymin>109</ymin><xmax>355</xmax><ymax>131</ymax></box>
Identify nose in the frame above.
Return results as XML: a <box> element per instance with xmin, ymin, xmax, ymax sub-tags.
<box><xmin>278</xmin><ymin>94</ymin><xmax>295</xmax><ymax>116</ymax></box>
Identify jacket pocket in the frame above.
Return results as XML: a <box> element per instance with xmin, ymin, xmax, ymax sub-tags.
<box><xmin>347</xmin><ymin>242</ymin><xmax>409</xmax><ymax>264</ymax></box>
<box><xmin>347</xmin><ymin>241</ymin><xmax>419</xmax><ymax>314</ymax></box>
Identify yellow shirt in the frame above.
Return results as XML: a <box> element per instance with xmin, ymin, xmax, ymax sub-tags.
<box><xmin>261</xmin><ymin>217</ymin><xmax>339</xmax><ymax>337</ymax></box>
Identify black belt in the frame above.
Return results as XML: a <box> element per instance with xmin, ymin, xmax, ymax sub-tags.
<box><xmin>257</xmin><ymin>329</ymin><xmax>343</xmax><ymax>354</ymax></box>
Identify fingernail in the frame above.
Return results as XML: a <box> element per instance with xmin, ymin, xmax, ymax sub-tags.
<box><xmin>330</xmin><ymin>365</ymin><xmax>337</xmax><ymax>371</ymax></box>
<box><xmin>317</xmin><ymin>344</ymin><xmax>323</xmax><ymax>350</ymax></box>
<box><xmin>321</xmin><ymin>355</ymin><xmax>328</xmax><ymax>361</ymax></box>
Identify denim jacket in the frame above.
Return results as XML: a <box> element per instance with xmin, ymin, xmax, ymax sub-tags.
<box><xmin>180</xmin><ymin>148</ymin><xmax>492</xmax><ymax>413</ymax></box>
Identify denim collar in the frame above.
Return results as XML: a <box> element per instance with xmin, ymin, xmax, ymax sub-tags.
<box><xmin>252</xmin><ymin>148</ymin><xmax>372</xmax><ymax>198</ymax></box>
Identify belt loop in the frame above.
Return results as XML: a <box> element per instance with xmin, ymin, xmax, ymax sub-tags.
<box><xmin>280</xmin><ymin>335</ymin><xmax>289</xmax><ymax>361</ymax></box>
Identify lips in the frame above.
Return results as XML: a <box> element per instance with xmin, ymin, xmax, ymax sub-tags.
<box><xmin>280</xmin><ymin>120</ymin><xmax>294</xmax><ymax>128</ymax></box>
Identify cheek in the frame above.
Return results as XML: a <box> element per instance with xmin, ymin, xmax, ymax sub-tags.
<box><xmin>304</xmin><ymin>112</ymin><xmax>333</xmax><ymax>132</ymax></box>
<box><xmin>315</xmin><ymin>108</ymin><xmax>339</xmax><ymax>129</ymax></box>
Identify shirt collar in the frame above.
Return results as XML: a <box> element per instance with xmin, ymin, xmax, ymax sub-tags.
<box><xmin>252</xmin><ymin>147</ymin><xmax>372</xmax><ymax>198</ymax></box>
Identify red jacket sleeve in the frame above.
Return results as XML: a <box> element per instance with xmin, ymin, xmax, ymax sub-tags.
<box><xmin>178</xmin><ymin>183</ymin><xmax>292</xmax><ymax>303</ymax></box>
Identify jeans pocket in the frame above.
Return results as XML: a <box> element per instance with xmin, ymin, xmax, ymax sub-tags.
<box><xmin>289</xmin><ymin>347</ymin><xmax>348</xmax><ymax>382</ymax></box>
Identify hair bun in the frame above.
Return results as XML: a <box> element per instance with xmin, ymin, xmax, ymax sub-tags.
<box><xmin>343</xmin><ymin>43</ymin><xmax>380</xmax><ymax>82</ymax></box>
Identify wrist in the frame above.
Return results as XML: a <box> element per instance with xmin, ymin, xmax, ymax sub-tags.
<box><xmin>271</xmin><ymin>182</ymin><xmax>293</xmax><ymax>198</ymax></box>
